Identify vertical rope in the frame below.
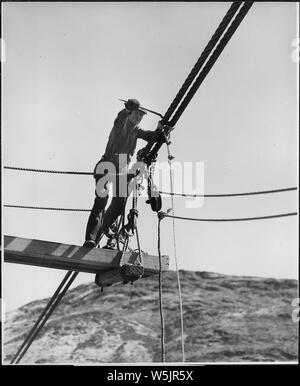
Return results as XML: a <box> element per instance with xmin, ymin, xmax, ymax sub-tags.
<box><xmin>166</xmin><ymin>139</ymin><xmax>185</xmax><ymax>362</ymax></box>
<box><xmin>135</xmin><ymin>227</ymin><xmax>143</xmax><ymax>266</ymax></box>
<box><xmin>133</xmin><ymin>182</ymin><xmax>143</xmax><ymax>266</ymax></box>
<box><xmin>157</xmin><ymin>218</ymin><xmax>166</xmax><ymax>362</ymax></box>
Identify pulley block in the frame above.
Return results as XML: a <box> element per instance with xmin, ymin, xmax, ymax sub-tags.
<box><xmin>146</xmin><ymin>195</ymin><xmax>162</xmax><ymax>212</ymax></box>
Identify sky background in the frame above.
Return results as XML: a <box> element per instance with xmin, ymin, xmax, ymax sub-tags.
<box><xmin>2</xmin><ymin>2</ymin><xmax>298</xmax><ymax>312</ymax></box>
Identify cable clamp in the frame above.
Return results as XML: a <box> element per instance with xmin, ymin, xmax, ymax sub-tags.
<box><xmin>158</xmin><ymin>211</ymin><xmax>167</xmax><ymax>221</ymax></box>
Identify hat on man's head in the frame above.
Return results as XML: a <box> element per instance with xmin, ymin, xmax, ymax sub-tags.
<box><xmin>123</xmin><ymin>98</ymin><xmax>147</xmax><ymax>114</ymax></box>
<box><xmin>119</xmin><ymin>98</ymin><xmax>164</xmax><ymax>118</ymax></box>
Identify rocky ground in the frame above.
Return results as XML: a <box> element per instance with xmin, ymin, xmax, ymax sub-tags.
<box><xmin>3</xmin><ymin>270</ymin><xmax>298</xmax><ymax>364</ymax></box>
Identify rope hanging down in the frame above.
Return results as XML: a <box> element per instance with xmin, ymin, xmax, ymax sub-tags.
<box><xmin>157</xmin><ymin>218</ymin><xmax>166</xmax><ymax>362</ymax></box>
<box><xmin>165</xmin><ymin>138</ymin><xmax>185</xmax><ymax>362</ymax></box>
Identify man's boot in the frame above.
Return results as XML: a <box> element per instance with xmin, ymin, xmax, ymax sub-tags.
<box><xmin>103</xmin><ymin>237</ymin><xmax>117</xmax><ymax>250</ymax></box>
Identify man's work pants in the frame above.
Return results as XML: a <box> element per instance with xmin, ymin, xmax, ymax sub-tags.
<box><xmin>85</xmin><ymin>195</ymin><xmax>108</xmax><ymax>244</ymax></box>
<box><xmin>84</xmin><ymin>172</ymin><xmax>131</xmax><ymax>245</ymax></box>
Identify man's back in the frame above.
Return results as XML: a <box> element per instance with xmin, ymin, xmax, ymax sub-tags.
<box><xmin>103</xmin><ymin>109</ymin><xmax>140</xmax><ymax>163</ymax></box>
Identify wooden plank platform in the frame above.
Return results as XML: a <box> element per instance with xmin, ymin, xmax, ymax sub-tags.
<box><xmin>3</xmin><ymin>236</ymin><xmax>169</xmax><ymax>276</ymax></box>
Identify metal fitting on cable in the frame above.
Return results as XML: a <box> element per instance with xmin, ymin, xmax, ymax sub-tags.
<box><xmin>158</xmin><ymin>211</ymin><xmax>167</xmax><ymax>221</ymax></box>
<box><xmin>130</xmin><ymin>208</ymin><xmax>139</xmax><ymax>217</ymax></box>
<box><xmin>163</xmin><ymin>135</ymin><xmax>172</xmax><ymax>146</ymax></box>
<box><xmin>124</xmin><ymin>208</ymin><xmax>139</xmax><ymax>235</ymax></box>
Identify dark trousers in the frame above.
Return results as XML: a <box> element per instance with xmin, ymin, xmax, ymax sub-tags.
<box><xmin>85</xmin><ymin>173</ymin><xmax>130</xmax><ymax>244</ymax></box>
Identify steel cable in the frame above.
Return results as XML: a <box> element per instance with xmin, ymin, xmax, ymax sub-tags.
<box><xmin>10</xmin><ymin>270</ymin><xmax>73</xmax><ymax>364</ymax></box>
<box><xmin>5</xmin><ymin>206</ymin><xmax>297</xmax><ymax>221</ymax></box>
<box><xmin>14</xmin><ymin>271</ymin><xmax>78</xmax><ymax>363</ymax></box>
<box><xmin>162</xmin><ymin>1</ymin><xmax>243</xmax><ymax>123</ymax></box>
<box><xmin>170</xmin><ymin>2</ymin><xmax>254</xmax><ymax>126</ymax></box>
<box><xmin>158</xmin><ymin>187</ymin><xmax>298</xmax><ymax>198</ymax></box>
<box><xmin>159</xmin><ymin>212</ymin><xmax>297</xmax><ymax>222</ymax></box>
<box><xmin>4</xmin><ymin>166</ymin><xmax>93</xmax><ymax>175</ymax></box>
<box><xmin>4</xmin><ymin>205</ymin><xmax>90</xmax><ymax>212</ymax></box>
<box><xmin>5</xmin><ymin>166</ymin><xmax>297</xmax><ymax>198</ymax></box>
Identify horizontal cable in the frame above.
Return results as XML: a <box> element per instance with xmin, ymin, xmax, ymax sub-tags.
<box><xmin>5</xmin><ymin>205</ymin><xmax>298</xmax><ymax>222</ymax></box>
<box><xmin>4</xmin><ymin>205</ymin><xmax>90</xmax><ymax>212</ymax></box>
<box><xmin>4</xmin><ymin>166</ymin><xmax>297</xmax><ymax>198</ymax></box>
<box><xmin>158</xmin><ymin>187</ymin><xmax>298</xmax><ymax>198</ymax></box>
<box><xmin>4</xmin><ymin>166</ymin><xmax>93</xmax><ymax>175</ymax></box>
<box><xmin>159</xmin><ymin>212</ymin><xmax>297</xmax><ymax>222</ymax></box>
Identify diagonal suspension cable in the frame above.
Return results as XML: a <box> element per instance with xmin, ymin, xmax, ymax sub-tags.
<box><xmin>10</xmin><ymin>271</ymin><xmax>73</xmax><ymax>363</ymax></box>
<box><xmin>139</xmin><ymin>2</ymin><xmax>254</xmax><ymax>168</ymax></box>
<box><xmin>11</xmin><ymin>271</ymin><xmax>78</xmax><ymax>364</ymax></box>
<box><xmin>169</xmin><ymin>2</ymin><xmax>254</xmax><ymax>127</ymax></box>
<box><xmin>162</xmin><ymin>1</ymin><xmax>243</xmax><ymax>123</ymax></box>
